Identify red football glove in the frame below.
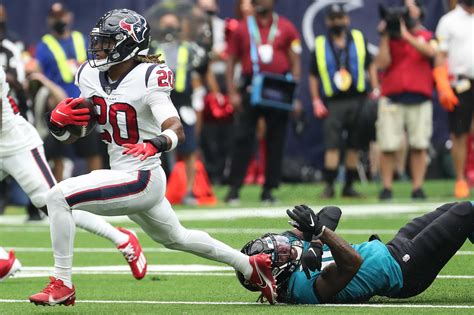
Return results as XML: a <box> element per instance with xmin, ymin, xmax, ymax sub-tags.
<box><xmin>122</xmin><ymin>143</ymin><xmax>158</xmax><ymax>161</ymax></box>
<box><xmin>50</xmin><ymin>97</ymin><xmax>91</xmax><ymax>127</ymax></box>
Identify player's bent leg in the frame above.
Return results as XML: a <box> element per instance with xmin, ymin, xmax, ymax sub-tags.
<box><xmin>61</xmin><ymin>169</ymin><xmax>153</xmax><ymax>280</ymax></box>
<box><xmin>390</xmin><ymin>202</ymin><xmax>458</xmax><ymax>240</ymax></box>
<box><xmin>392</xmin><ymin>201</ymin><xmax>474</xmax><ymax>298</ymax></box>
<box><xmin>71</xmin><ymin>211</ymin><xmax>128</xmax><ymax>247</ymax></box>
<box><xmin>128</xmin><ymin>197</ymin><xmax>277</xmax><ymax>304</ymax></box>
<box><xmin>4</xmin><ymin>146</ymin><xmax>56</xmax><ymax>209</ymax></box>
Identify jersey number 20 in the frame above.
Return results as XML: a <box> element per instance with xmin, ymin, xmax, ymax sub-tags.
<box><xmin>92</xmin><ymin>96</ymin><xmax>139</xmax><ymax>145</ymax></box>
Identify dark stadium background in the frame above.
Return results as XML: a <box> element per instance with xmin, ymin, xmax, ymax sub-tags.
<box><xmin>2</xmin><ymin>0</ymin><xmax>449</xmax><ymax>171</ymax></box>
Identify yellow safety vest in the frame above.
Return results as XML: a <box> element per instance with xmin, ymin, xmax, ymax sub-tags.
<box><xmin>314</xmin><ymin>29</ymin><xmax>366</xmax><ymax>97</ymax></box>
<box><xmin>41</xmin><ymin>31</ymin><xmax>87</xmax><ymax>83</ymax></box>
<box><xmin>156</xmin><ymin>43</ymin><xmax>189</xmax><ymax>93</ymax></box>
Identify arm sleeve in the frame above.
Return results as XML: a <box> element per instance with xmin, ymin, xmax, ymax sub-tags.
<box><xmin>435</xmin><ymin>16</ymin><xmax>449</xmax><ymax>52</ymax></box>
<box><xmin>144</xmin><ymin>63</ymin><xmax>179</xmax><ymax>126</ymax></box>
<box><xmin>226</xmin><ymin>22</ymin><xmax>244</xmax><ymax>58</ymax></box>
<box><xmin>146</xmin><ymin>89</ymin><xmax>180</xmax><ymax>127</ymax></box>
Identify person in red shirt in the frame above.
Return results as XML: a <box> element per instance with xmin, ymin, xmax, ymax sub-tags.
<box><xmin>375</xmin><ymin>0</ymin><xmax>436</xmax><ymax>201</ymax></box>
<box><xmin>225</xmin><ymin>0</ymin><xmax>301</xmax><ymax>204</ymax></box>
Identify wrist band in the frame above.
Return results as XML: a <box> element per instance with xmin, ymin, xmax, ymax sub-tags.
<box><xmin>161</xmin><ymin>129</ymin><xmax>178</xmax><ymax>151</ymax></box>
<box><xmin>314</xmin><ymin>226</ymin><xmax>326</xmax><ymax>239</ymax></box>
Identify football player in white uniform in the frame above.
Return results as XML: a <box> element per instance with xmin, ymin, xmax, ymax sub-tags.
<box><xmin>0</xmin><ymin>67</ymin><xmax>147</xmax><ymax>282</ymax></box>
<box><xmin>29</xmin><ymin>8</ymin><xmax>276</xmax><ymax>306</ymax></box>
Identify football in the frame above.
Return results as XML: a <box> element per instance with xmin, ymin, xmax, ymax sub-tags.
<box><xmin>66</xmin><ymin>99</ymin><xmax>98</xmax><ymax>138</ymax></box>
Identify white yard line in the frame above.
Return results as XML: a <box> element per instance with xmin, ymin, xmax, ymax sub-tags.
<box><xmin>6</xmin><ymin>264</ymin><xmax>474</xmax><ymax>279</ymax></box>
<box><xmin>0</xmin><ymin>299</ymin><xmax>473</xmax><ymax>308</ymax></box>
<box><xmin>0</xmin><ymin>226</ymin><xmax>402</xmax><ymax>234</ymax></box>
<box><xmin>0</xmin><ymin>202</ymin><xmax>443</xmax><ymax>225</ymax></box>
<box><xmin>5</xmin><ymin>247</ymin><xmax>474</xmax><ymax>256</ymax></box>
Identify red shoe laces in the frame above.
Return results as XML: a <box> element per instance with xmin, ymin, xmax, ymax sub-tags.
<box><xmin>41</xmin><ymin>277</ymin><xmax>62</xmax><ymax>294</ymax></box>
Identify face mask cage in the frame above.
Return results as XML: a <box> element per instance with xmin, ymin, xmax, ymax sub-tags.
<box><xmin>242</xmin><ymin>233</ymin><xmax>304</xmax><ymax>281</ymax></box>
<box><xmin>87</xmin><ymin>30</ymin><xmax>131</xmax><ymax>70</ymax></box>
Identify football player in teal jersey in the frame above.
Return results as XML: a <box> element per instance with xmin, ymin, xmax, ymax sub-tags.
<box><xmin>239</xmin><ymin>202</ymin><xmax>474</xmax><ymax>304</ymax></box>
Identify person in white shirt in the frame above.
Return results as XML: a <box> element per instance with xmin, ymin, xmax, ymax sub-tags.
<box><xmin>434</xmin><ymin>0</ymin><xmax>474</xmax><ymax>198</ymax></box>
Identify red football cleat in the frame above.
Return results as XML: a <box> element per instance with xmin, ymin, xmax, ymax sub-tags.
<box><xmin>117</xmin><ymin>227</ymin><xmax>147</xmax><ymax>280</ymax></box>
<box><xmin>0</xmin><ymin>250</ymin><xmax>21</xmax><ymax>281</ymax></box>
<box><xmin>29</xmin><ymin>277</ymin><xmax>75</xmax><ymax>306</ymax></box>
<box><xmin>249</xmin><ymin>253</ymin><xmax>277</xmax><ymax>304</ymax></box>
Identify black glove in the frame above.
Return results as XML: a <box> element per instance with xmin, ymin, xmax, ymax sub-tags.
<box><xmin>317</xmin><ymin>206</ymin><xmax>342</xmax><ymax>232</ymax></box>
<box><xmin>301</xmin><ymin>242</ymin><xmax>323</xmax><ymax>279</ymax></box>
<box><xmin>287</xmin><ymin>205</ymin><xmax>326</xmax><ymax>240</ymax></box>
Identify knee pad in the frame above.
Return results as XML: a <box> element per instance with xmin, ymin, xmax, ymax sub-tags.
<box><xmin>159</xmin><ymin>227</ymin><xmax>189</xmax><ymax>249</ymax></box>
<box><xmin>45</xmin><ymin>185</ymin><xmax>68</xmax><ymax>210</ymax></box>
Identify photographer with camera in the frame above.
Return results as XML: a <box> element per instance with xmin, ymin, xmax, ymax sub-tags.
<box><xmin>375</xmin><ymin>0</ymin><xmax>436</xmax><ymax>201</ymax></box>
<box><xmin>434</xmin><ymin>0</ymin><xmax>474</xmax><ymax>199</ymax></box>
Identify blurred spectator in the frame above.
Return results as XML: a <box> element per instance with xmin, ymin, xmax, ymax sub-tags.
<box><xmin>309</xmin><ymin>4</ymin><xmax>379</xmax><ymax>199</ymax></box>
<box><xmin>225</xmin><ymin>0</ymin><xmax>301</xmax><ymax>204</ymax></box>
<box><xmin>434</xmin><ymin>0</ymin><xmax>474</xmax><ymax>198</ymax></box>
<box><xmin>35</xmin><ymin>2</ymin><xmax>102</xmax><ymax>180</ymax></box>
<box><xmin>195</xmin><ymin>0</ymin><xmax>234</xmax><ymax>184</ymax></box>
<box><xmin>0</xmin><ymin>4</ymin><xmax>24</xmax><ymax>51</ymax></box>
<box><xmin>375</xmin><ymin>0</ymin><xmax>435</xmax><ymax>200</ymax></box>
<box><xmin>154</xmin><ymin>11</ymin><xmax>208</xmax><ymax>205</ymax></box>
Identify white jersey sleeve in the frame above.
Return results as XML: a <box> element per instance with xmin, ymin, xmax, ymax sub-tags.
<box><xmin>435</xmin><ymin>14</ymin><xmax>450</xmax><ymax>53</ymax></box>
<box><xmin>144</xmin><ymin>63</ymin><xmax>179</xmax><ymax>127</ymax></box>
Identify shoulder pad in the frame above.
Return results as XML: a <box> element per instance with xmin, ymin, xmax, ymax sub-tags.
<box><xmin>145</xmin><ymin>63</ymin><xmax>174</xmax><ymax>93</ymax></box>
<box><xmin>74</xmin><ymin>62</ymin><xmax>90</xmax><ymax>87</ymax></box>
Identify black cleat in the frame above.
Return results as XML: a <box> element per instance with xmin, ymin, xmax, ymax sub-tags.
<box><xmin>320</xmin><ymin>185</ymin><xmax>335</xmax><ymax>199</ymax></box>
<box><xmin>342</xmin><ymin>186</ymin><xmax>363</xmax><ymax>198</ymax></box>
<box><xmin>225</xmin><ymin>188</ymin><xmax>240</xmax><ymax>206</ymax></box>
<box><xmin>411</xmin><ymin>188</ymin><xmax>427</xmax><ymax>200</ymax></box>
<box><xmin>261</xmin><ymin>189</ymin><xmax>278</xmax><ymax>205</ymax></box>
<box><xmin>379</xmin><ymin>188</ymin><xmax>393</xmax><ymax>201</ymax></box>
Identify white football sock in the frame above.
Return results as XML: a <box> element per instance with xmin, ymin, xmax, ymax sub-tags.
<box><xmin>72</xmin><ymin>210</ymin><xmax>129</xmax><ymax>246</ymax></box>
<box><xmin>46</xmin><ymin>185</ymin><xmax>75</xmax><ymax>288</ymax></box>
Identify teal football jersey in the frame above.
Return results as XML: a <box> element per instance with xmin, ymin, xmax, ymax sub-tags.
<box><xmin>286</xmin><ymin>240</ymin><xmax>403</xmax><ymax>304</ymax></box>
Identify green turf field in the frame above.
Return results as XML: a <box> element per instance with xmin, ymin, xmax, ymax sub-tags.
<box><xmin>1</xmin><ymin>180</ymin><xmax>473</xmax><ymax>314</ymax></box>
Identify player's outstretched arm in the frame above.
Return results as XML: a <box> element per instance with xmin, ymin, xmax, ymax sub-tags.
<box><xmin>313</xmin><ymin>229</ymin><xmax>363</xmax><ymax>303</ymax></box>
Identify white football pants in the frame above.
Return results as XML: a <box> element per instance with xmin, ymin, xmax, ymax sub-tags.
<box><xmin>47</xmin><ymin>166</ymin><xmax>251</xmax><ymax>283</ymax></box>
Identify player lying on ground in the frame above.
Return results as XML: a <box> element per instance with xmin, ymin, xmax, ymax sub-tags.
<box><xmin>29</xmin><ymin>9</ymin><xmax>275</xmax><ymax>306</ymax></box>
<box><xmin>0</xmin><ymin>67</ymin><xmax>146</xmax><ymax>281</ymax></box>
<box><xmin>238</xmin><ymin>202</ymin><xmax>474</xmax><ymax>304</ymax></box>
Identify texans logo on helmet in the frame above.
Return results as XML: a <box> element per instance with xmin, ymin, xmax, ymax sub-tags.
<box><xmin>119</xmin><ymin>17</ymin><xmax>147</xmax><ymax>43</ymax></box>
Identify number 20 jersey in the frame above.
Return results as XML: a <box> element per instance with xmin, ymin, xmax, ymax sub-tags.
<box><xmin>75</xmin><ymin>62</ymin><xmax>179</xmax><ymax>172</ymax></box>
